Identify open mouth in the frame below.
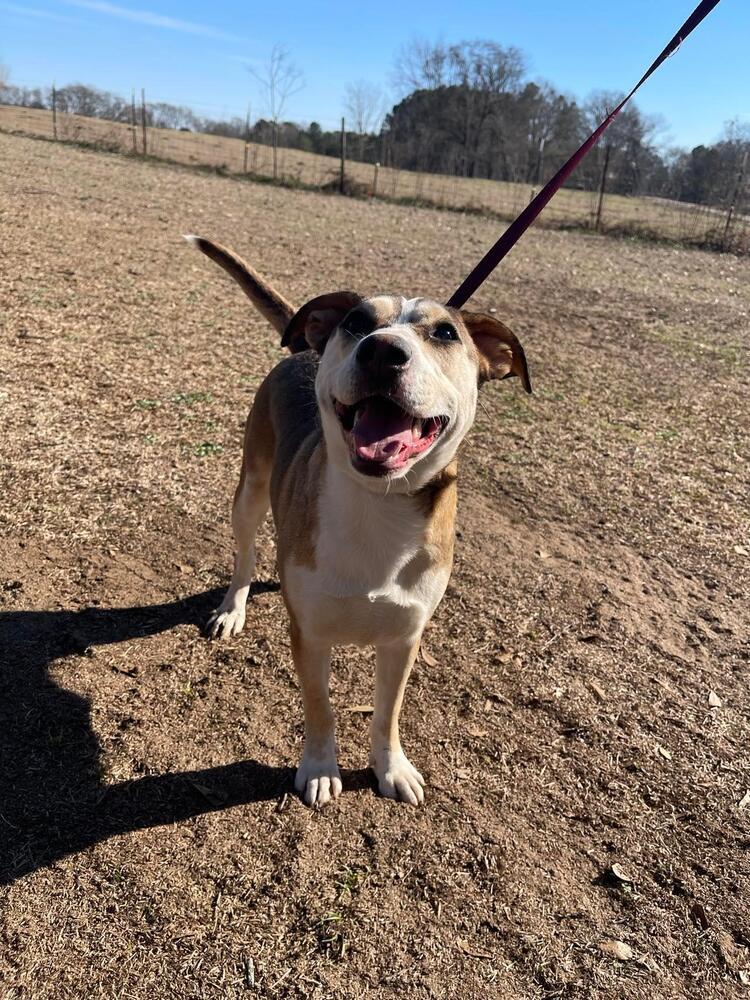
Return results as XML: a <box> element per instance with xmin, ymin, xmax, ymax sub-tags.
<box><xmin>333</xmin><ymin>395</ymin><xmax>448</xmax><ymax>476</ymax></box>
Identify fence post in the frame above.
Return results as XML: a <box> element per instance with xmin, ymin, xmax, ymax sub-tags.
<box><xmin>130</xmin><ymin>90</ymin><xmax>137</xmax><ymax>154</ymax></box>
<box><xmin>373</xmin><ymin>161</ymin><xmax>379</xmax><ymax>197</ymax></box>
<box><xmin>535</xmin><ymin>136</ymin><xmax>546</xmax><ymax>185</ymax></box>
<box><xmin>595</xmin><ymin>144</ymin><xmax>611</xmax><ymax>231</ymax></box>
<box><xmin>723</xmin><ymin>149</ymin><xmax>748</xmax><ymax>248</ymax></box>
<box><xmin>272</xmin><ymin>120</ymin><xmax>278</xmax><ymax>180</ymax></box>
<box><xmin>51</xmin><ymin>82</ymin><xmax>58</xmax><ymax>140</ymax></box>
<box><xmin>243</xmin><ymin>103</ymin><xmax>250</xmax><ymax>174</ymax></box>
<box><xmin>140</xmin><ymin>88</ymin><xmax>147</xmax><ymax>155</ymax></box>
<box><xmin>340</xmin><ymin>117</ymin><xmax>346</xmax><ymax>194</ymax></box>
<box><xmin>529</xmin><ymin>136</ymin><xmax>545</xmax><ymax>203</ymax></box>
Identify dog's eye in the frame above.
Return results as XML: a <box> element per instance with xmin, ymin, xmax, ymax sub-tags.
<box><xmin>342</xmin><ymin>310</ymin><xmax>374</xmax><ymax>337</ymax></box>
<box><xmin>431</xmin><ymin>323</ymin><xmax>459</xmax><ymax>343</ymax></box>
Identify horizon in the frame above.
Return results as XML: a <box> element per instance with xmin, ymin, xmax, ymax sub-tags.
<box><xmin>0</xmin><ymin>0</ymin><xmax>746</xmax><ymax>151</ymax></box>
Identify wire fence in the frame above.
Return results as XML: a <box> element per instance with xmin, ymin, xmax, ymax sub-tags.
<box><xmin>1</xmin><ymin>102</ymin><xmax>748</xmax><ymax>254</ymax></box>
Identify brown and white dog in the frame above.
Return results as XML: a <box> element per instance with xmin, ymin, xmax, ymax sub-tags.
<box><xmin>186</xmin><ymin>236</ymin><xmax>531</xmax><ymax>808</ymax></box>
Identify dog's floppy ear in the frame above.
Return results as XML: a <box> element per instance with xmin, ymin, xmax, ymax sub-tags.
<box><xmin>282</xmin><ymin>292</ymin><xmax>361</xmax><ymax>354</ymax></box>
<box><xmin>460</xmin><ymin>311</ymin><xmax>532</xmax><ymax>393</ymax></box>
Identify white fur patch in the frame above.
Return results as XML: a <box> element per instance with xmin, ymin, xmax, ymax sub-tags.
<box><xmin>284</xmin><ymin>460</ymin><xmax>450</xmax><ymax>647</ymax></box>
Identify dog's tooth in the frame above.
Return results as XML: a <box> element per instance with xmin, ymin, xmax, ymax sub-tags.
<box><xmin>412</xmin><ymin>419</ymin><xmax>422</xmax><ymax>440</ymax></box>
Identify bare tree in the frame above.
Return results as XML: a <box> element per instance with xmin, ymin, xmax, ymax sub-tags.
<box><xmin>249</xmin><ymin>44</ymin><xmax>303</xmax><ymax>178</ymax></box>
<box><xmin>0</xmin><ymin>63</ymin><xmax>10</xmax><ymax>93</ymax></box>
<box><xmin>54</xmin><ymin>83</ymin><xmax>129</xmax><ymax>121</ymax></box>
<box><xmin>392</xmin><ymin>38</ymin><xmax>449</xmax><ymax>94</ymax></box>
<box><xmin>344</xmin><ymin>80</ymin><xmax>385</xmax><ymax>158</ymax></box>
<box><xmin>249</xmin><ymin>44</ymin><xmax>304</xmax><ymax>122</ymax></box>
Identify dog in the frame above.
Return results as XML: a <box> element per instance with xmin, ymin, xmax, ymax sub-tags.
<box><xmin>186</xmin><ymin>236</ymin><xmax>531</xmax><ymax>807</ymax></box>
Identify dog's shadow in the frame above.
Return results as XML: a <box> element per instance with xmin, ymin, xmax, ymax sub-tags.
<box><xmin>0</xmin><ymin>584</ymin><xmax>372</xmax><ymax>887</ymax></box>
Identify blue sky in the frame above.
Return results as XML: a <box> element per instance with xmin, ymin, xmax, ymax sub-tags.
<box><xmin>0</xmin><ymin>0</ymin><xmax>745</xmax><ymax>148</ymax></box>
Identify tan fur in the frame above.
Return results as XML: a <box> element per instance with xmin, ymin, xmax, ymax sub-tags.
<box><xmin>238</xmin><ymin>352</ymin><xmax>323</xmax><ymax>572</ymax></box>
<box><xmin>185</xmin><ymin>235</ymin><xmax>295</xmax><ymax>333</ymax></box>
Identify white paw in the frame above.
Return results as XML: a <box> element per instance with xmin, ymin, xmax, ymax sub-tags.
<box><xmin>370</xmin><ymin>750</ymin><xmax>425</xmax><ymax>805</ymax></box>
<box><xmin>294</xmin><ymin>752</ymin><xmax>342</xmax><ymax>808</ymax></box>
<box><xmin>206</xmin><ymin>606</ymin><xmax>246</xmax><ymax>639</ymax></box>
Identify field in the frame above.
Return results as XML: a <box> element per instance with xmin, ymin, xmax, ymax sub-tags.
<box><xmin>2</xmin><ymin>102</ymin><xmax>747</xmax><ymax>253</ymax></box>
<box><xmin>1</xmin><ymin>130</ymin><xmax>749</xmax><ymax>999</ymax></box>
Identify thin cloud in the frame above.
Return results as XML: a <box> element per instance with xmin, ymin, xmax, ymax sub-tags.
<box><xmin>1</xmin><ymin>2</ymin><xmax>79</xmax><ymax>23</ymax></box>
<box><xmin>58</xmin><ymin>0</ymin><xmax>246</xmax><ymax>43</ymax></box>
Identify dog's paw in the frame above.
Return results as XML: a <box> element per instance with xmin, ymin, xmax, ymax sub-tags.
<box><xmin>206</xmin><ymin>607</ymin><xmax>246</xmax><ymax>639</ymax></box>
<box><xmin>370</xmin><ymin>750</ymin><xmax>425</xmax><ymax>806</ymax></box>
<box><xmin>294</xmin><ymin>754</ymin><xmax>342</xmax><ymax>808</ymax></box>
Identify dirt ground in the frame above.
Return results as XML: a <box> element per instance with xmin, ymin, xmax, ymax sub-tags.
<box><xmin>0</xmin><ymin>131</ymin><xmax>749</xmax><ymax>999</ymax></box>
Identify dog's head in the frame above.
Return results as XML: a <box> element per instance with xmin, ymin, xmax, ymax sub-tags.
<box><xmin>283</xmin><ymin>293</ymin><xmax>531</xmax><ymax>491</ymax></box>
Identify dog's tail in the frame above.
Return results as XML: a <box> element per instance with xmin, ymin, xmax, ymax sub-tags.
<box><xmin>184</xmin><ymin>235</ymin><xmax>296</xmax><ymax>336</ymax></box>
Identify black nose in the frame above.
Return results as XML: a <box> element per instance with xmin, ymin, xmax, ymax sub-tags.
<box><xmin>356</xmin><ymin>334</ymin><xmax>412</xmax><ymax>377</ymax></box>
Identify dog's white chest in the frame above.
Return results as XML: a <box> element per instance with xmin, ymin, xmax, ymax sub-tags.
<box><xmin>283</xmin><ymin>466</ymin><xmax>449</xmax><ymax>646</ymax></box>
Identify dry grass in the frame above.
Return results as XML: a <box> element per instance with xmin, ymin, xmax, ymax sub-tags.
<box><xmin>1</xmin><ymin>131</ymin><xmax>749</xmax><ymax>999</ymax></box>
<box><xmin>2</xmin><ymin>102</ymin><xmax>748</xmax><ymax>253</ymax></box>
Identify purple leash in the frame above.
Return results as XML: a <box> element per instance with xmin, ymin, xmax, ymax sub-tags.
<box><xmin>447</xmin><ymin>0</ymin><xmax>722</xmax><ymax>308</ymax></box>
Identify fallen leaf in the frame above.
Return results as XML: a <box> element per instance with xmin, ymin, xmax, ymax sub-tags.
<box><xmin>737</xmin><ymin>790</ymin><xmax>750</xmax><ymax>810</ymax></box>
<box><xmin>467</xmin><ymin>726</ymin><xmax>488</xmax><ymax>738</ymax></box>
<box><xmin>455</xmin><ymin>768</ymin><xmax>472</xmax><ymax>780</ymax></box>
<box><xmin>708</xmin><ymin>690</ymin><xmax>722</xmax><ymax>708</ymax></box>
<box><xmin>420</xmin><ymin>645</ymin><xmax>438</xmax><ymax>667</ymax></box>
<box><xmin>590</xmin><ymin>681</ymin><xmax>607</xmax><ymax>701</ymax></box>
<box><xmin>690</xmin><ymin>901</ymin><xmax>710</xmax><ymax>931</ymax></box>
<box><xmin>497</xmin><ymin>650</ymin><xmax>514</xmax><ymax>663</ymax></box>
<box><xmin>610</xmin><ymin>863</ymin><xmax>634</xmax><ymax>885</ymax></box>
<box><xmin>734</xmin><ymin>545</ymin><xmax>748</xmax><ymax>556</ymax></box>
<box><xmin>536</xmin><ymin>548</ymin><xmax>551</xmax><ymax>560</ymax></box>
<box><xmin>657</xmin><ymin>745</ymin><xmax>672</xmax><ymax>761</ymax></box>
<box><xmin>599</xmin><ymin>939</ymin><xmax>634</xmax><ymax>961</ymax></box>
<box><xmin>457</xmin><ymin>937</ymin><xmax>494</xmax><ymax>960</ymax></box>
<box><xmin>347</xmin><ymin>704</ymin><xmax>374</xmax><ymax>714</ymax></box>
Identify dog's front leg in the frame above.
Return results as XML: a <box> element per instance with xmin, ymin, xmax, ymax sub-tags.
<box><xmin>291</xmin><ymin>629</ymin><xmax>342</xmax><ymax>808</ymax></box>
<box><xmin>370</xmin><ymin>638</ymin><xmax>425</xmax><ymax>805</ymax></box>
<box><xmin>208</xmin><ymin>466</ymin><xmax>270</xmax><ymax>639</ymax></box>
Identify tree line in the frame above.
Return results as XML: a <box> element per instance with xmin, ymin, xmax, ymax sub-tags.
<box><xmin>1</xmin><ymin>38</ymin><xmax>747</xmax><ymax>211</ymax></box>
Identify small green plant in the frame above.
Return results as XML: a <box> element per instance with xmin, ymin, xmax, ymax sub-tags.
<box><xmin>135</xmin><ymin>398</ymin><xmax>159</xmax><ymax>410</ymax></box>
<box><xmin>172</xmin><ymin>390</ymin><xmax>212</xmax><ymax>406</ymax></box>
<box><xmin>314</xmin><ymin>865</ymin><xmax>369</xmax><ymax>959</ymax></box>
<box><xmin>335</xmin><ymin>866</ymin><xmax>368</xmax><ymax>901</ymax></box>
<box><xmin>193</xmin><ymin>441</ymin><xmax>223</xmax><ymax>458</ymax></box>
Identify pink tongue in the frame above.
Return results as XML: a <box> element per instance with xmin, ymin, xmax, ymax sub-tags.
<box><xmin>352</xmin><ymin>398</ymin><xmax>415</xmax><ymax>464</ymax></box>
